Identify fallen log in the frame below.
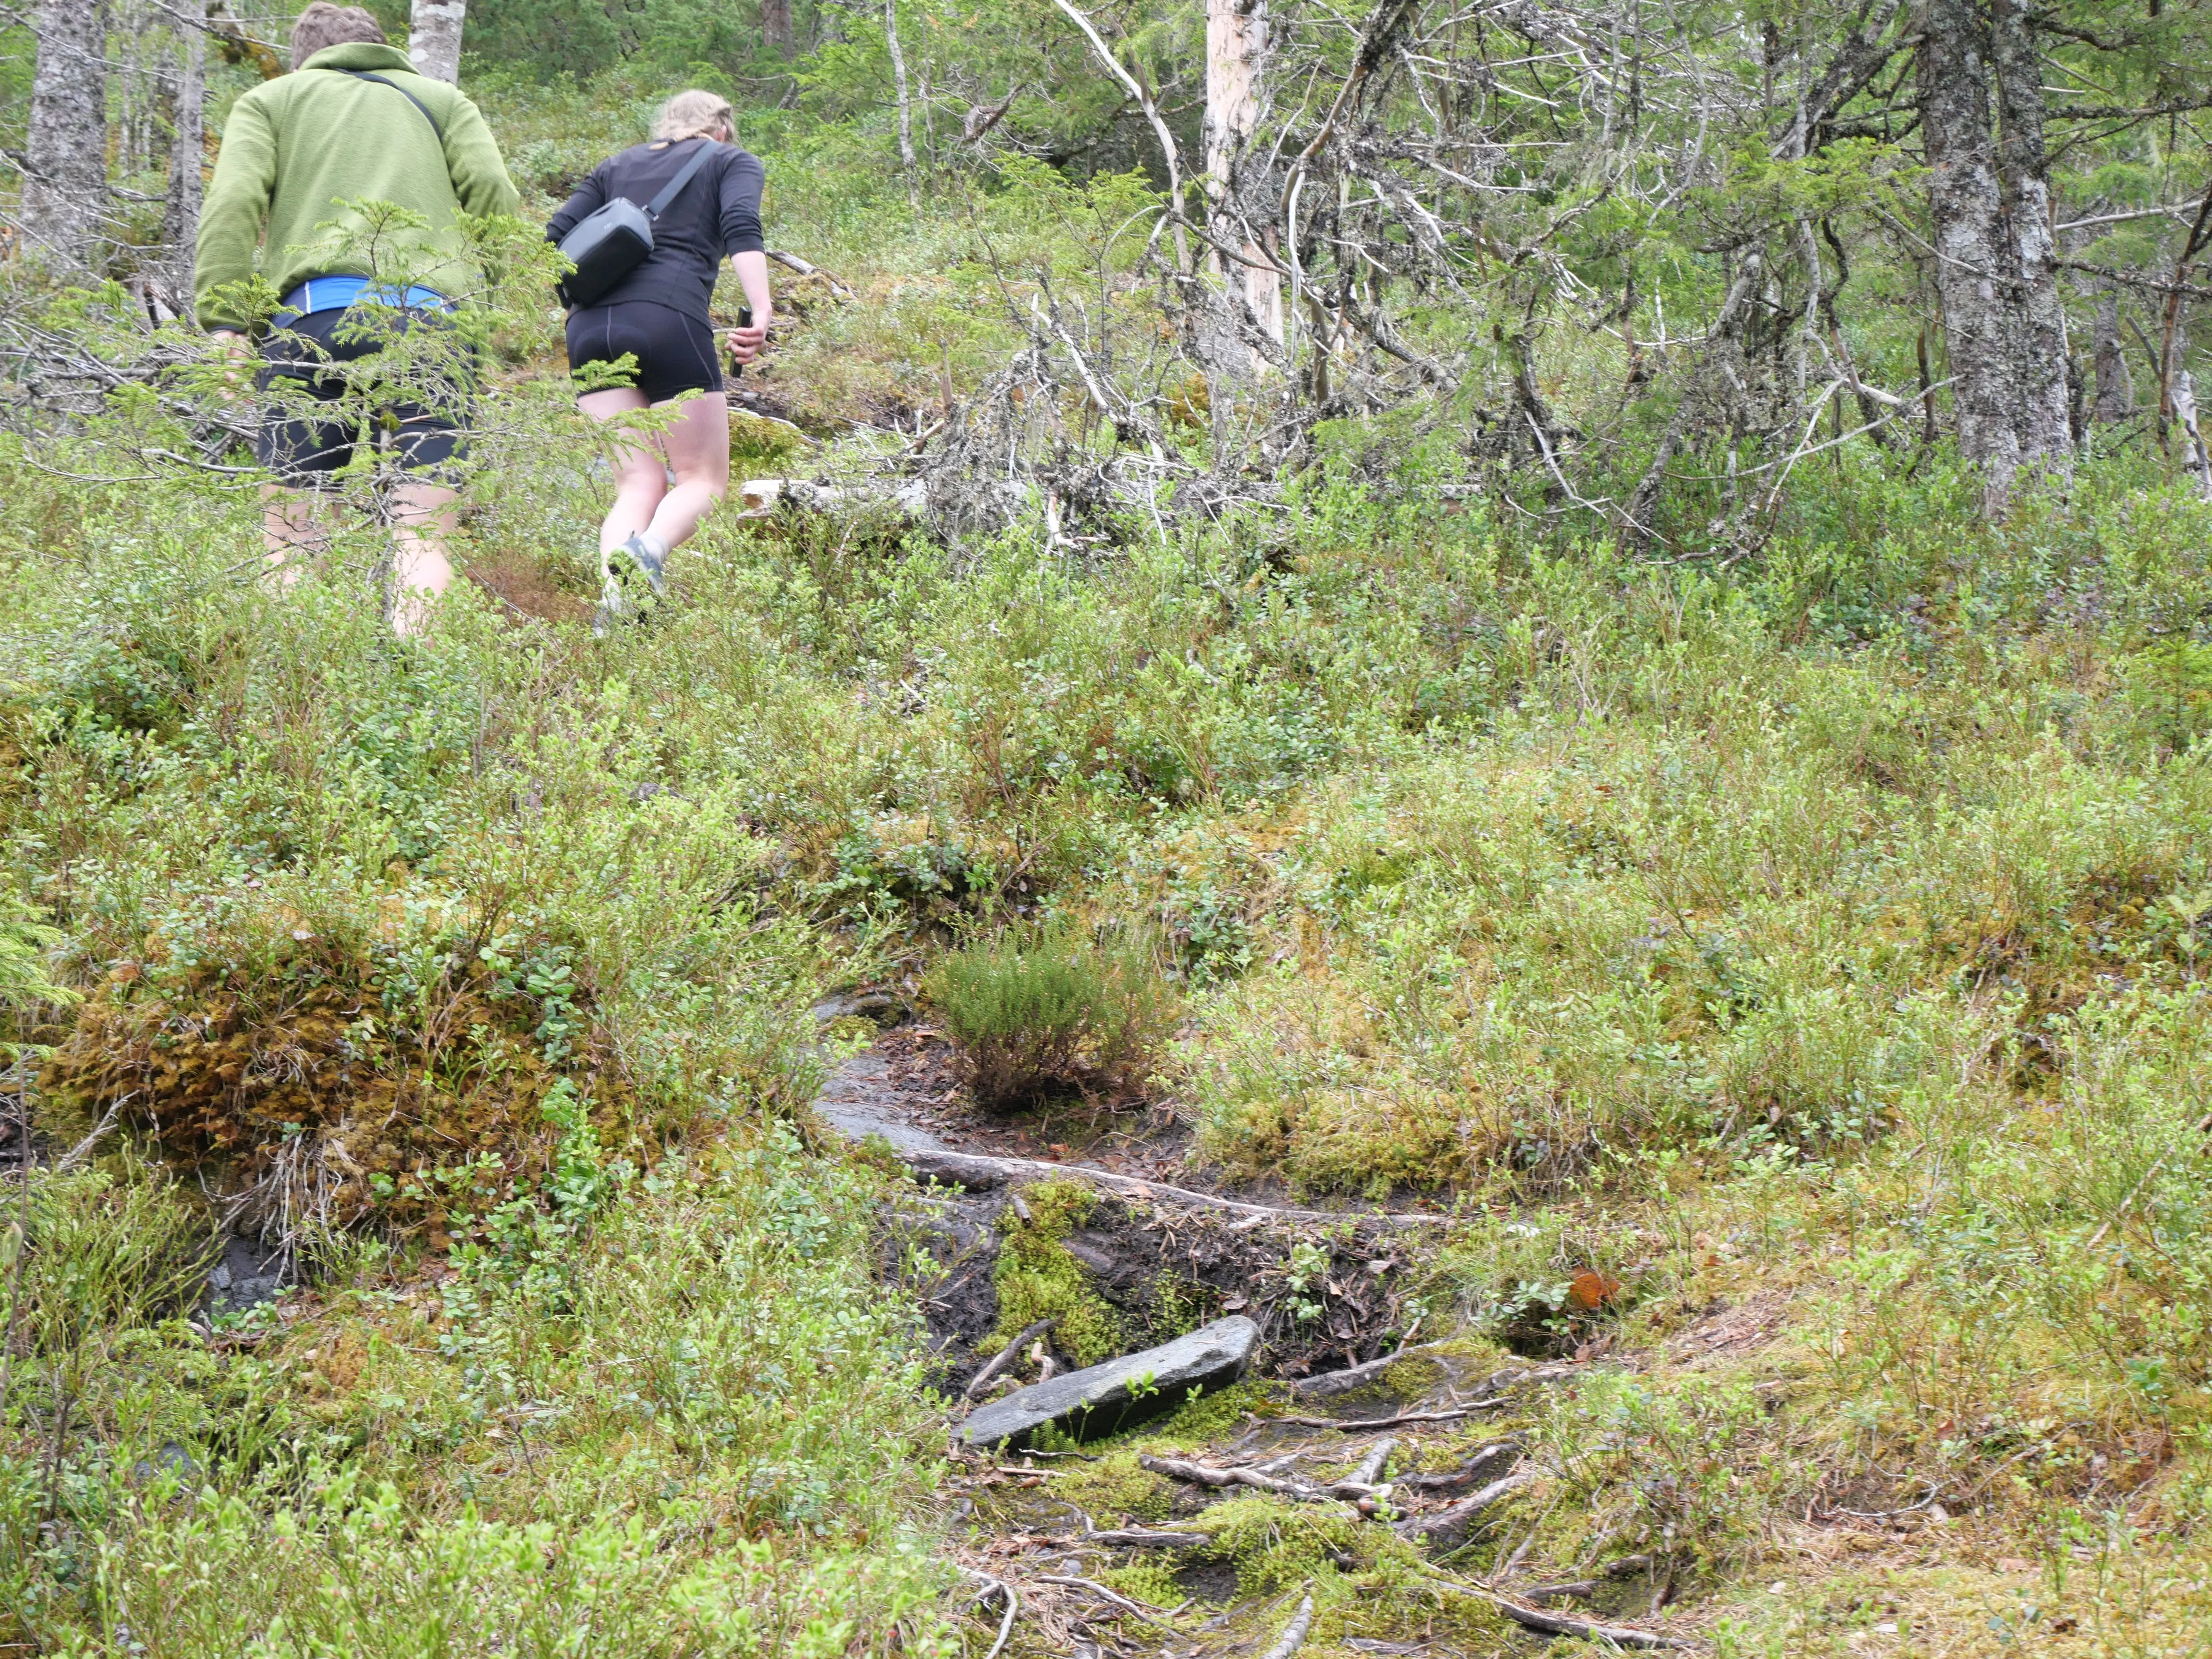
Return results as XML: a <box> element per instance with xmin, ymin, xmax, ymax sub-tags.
<box><xmin>896</xmin><ymin>1145</ymin><xmax>1454</xmax><ymax>1228</ymax></box>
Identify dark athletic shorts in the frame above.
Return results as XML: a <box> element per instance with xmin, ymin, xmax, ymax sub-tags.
<box><xmin>565</xmin><ymin>300</ymin><xmax>724</xmax><ymax>404</ymax></box>
<box><xmin>255</xmin><ymin>306</ymin><xmax>469</xmax><ymax>484</ymax></box>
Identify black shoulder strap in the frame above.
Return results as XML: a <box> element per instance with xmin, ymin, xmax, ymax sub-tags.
<box><xmin>337</xmin><ymin>69</ymin><xmax>445</xmax><ymax>144</ymax></box>
<box><xmin>644</xmin><ymin>140</ymin><xmax>719</xmax><ymax>220</ymax></box>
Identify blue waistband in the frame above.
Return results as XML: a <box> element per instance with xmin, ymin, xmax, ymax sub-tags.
<box><xmin>276</xmin><ymin>276</ymin><xmax>454</xmax><ymax>320</ymax></box>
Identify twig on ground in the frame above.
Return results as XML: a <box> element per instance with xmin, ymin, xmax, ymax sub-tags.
<box><xmin>958</xmin><ymin>1569</ymin><xmax>1019</xmax><ymax>1659</ymax></box>
<box><xmin>1266</xmin><ymin>1405</ymin><xmax>1503</xmax><ymax>1429</ymax></box>
<box><xmin>1141</xmin><ymin>1453</ymin><xmax>1337</xmax><ymax>1502</ymax></box>
<box><xmin>1392</xmin><ymin>1470</ymin><xmax>1534</xmax><ymax>1545</ymax></box>
<box><xmin>1423</xmin><ymin>1569</ymin><xmax>1700</xmax><ymax>1650</ymax></box>
<box><xmin>965</xmin><ymin>1317</ymin><xmax>1056</xmax><ymax>1399</ymax></box>
<box><xmin>1260</xmin><ymin>1588</ymin><xmax>1317</xmax><ymax>1659</ymax></box>
<box><xmin>1031</xmin><ymin>1526</ymin><xmax>1209</xmax><ymax>1549</ymax></box>
<box><xmin>1036</xmin><ymin>1575</ymin><xmax>1179</xmax><ymax>1628</ymax></box>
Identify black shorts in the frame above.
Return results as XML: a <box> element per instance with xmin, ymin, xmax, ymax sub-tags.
<box><xmin>255</xmin><ymin>306</ymin><xmax>469</xmax><ymax>483</ymax></box>
<box><xmin>566</xmin><ymin>300</ymin><xmax>723</xmax><ymax>404</ymax></box>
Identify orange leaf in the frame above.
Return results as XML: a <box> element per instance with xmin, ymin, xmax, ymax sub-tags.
<box><xmin>1567</xmin><ymin>1270</ymin><xmax>1621</xmax><ymax>1311</ymax></box>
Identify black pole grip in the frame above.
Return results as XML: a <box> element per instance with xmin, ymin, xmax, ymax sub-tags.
<box><xmin>730</xmin><ymin>304</ymin><xmax>753</xmax><ymax>382</ymax></box>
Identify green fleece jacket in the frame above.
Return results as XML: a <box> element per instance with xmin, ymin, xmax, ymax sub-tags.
<box><xmin>195</xmin><ymin>44</ymin><xmax>520</xmax><ymax>331</ymax></box>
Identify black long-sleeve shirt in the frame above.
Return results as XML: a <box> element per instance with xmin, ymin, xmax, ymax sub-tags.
<box><xmin>546</xmin><ymin>138</ymin><xmax>764</xmax><ymax>321</ymax></box>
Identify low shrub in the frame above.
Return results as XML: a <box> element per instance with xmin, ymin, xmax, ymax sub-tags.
<box><xmin>922</xmin><ymin>926</ymin><xmax>1176</xmax><ymax>1111</ymax></box>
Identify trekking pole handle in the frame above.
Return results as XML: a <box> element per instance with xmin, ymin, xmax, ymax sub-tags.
<box><xmin>730</xmin><ymin>305</ymin><xmax>753</xmax><ymax>382</ymax></box>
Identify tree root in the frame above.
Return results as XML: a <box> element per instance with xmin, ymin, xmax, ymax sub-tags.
<box><xmin>1391</xmin><ymin>1469</ymin><xmax>1533</xmax><ymax>1548</ymax></box>
<box><xmin>1425</xmin><ymin>1571</ymin><xmax>1700</xmax><ymax>1651</ymax></box>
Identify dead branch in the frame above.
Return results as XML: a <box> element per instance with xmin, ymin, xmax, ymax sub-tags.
<box><xmin>1260</xmin><ymin>1589</ymin><xmax>1317</xmax><ymax>1659</ymax></box>
<box><xmin>1423</xmin><ymin>1570</ymin><xmax>1701</xmax><ymax>1651</ymax></box>
<box><xmin>894</xmin><ymin>1144</ymin><xmax>1455</xmax><ymax>1226</ymax></box>
<box><xmin>965</xmin><ymin>1317</ymin><xmax>1056</xmax><ymax>1398</ymax></box>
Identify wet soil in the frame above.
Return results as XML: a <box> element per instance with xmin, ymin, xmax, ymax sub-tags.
<box><xmin>815</xmin><ymin>1017</ymin><xmax>1447</xmax><ymax>1393</ymax></box>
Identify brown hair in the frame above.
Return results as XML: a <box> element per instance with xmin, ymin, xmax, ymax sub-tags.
<box><xmin>651</xmin><ymin>90</ymin><xmax>735</xmax><ymax>143</ymax></box>
<box><xmin>290</xmin><ymin>2</ymin><xmax>386</xmax><ymax>70</ymax></box>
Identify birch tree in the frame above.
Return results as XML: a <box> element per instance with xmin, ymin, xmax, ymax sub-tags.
<box><xmin>409</xmin><ymin>0</ymin><xmax>467</xmax><ymax>83</ymax></box>
<box><xmin>1205</xmin><ymin>0</ymin><xmax>1280</xmax><ymax>351</ymax></box>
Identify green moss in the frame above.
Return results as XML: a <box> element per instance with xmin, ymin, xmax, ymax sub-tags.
<box><xmin>1054</xmin><ymin>1448</ymin><xmax>1174</xmax><ymax>1524</ymax></box>
<box><xmin>1099</xmin><ymin>1562</ymin><xmax>1184</xmax><ymax>1608</ymax></box>
<box><xmin>1201</xmin><ymin>1493</ymin><xmax>1365</xmax><ymax>1598</ymax></box>
<box><xmin>989</xmin><ymin>1180</ymin><xmax>1128</xmax><ymax>1365</ymax></box>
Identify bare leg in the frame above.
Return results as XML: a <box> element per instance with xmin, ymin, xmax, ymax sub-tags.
<box><xmin>388</xmin><ymin>480</ymin><xmax>458</xmax><ymax>637</ymax></box>
<box><xmin>638</xmin><ymin>391</ymin><xmax>731</xmax><ymax>553</ymax></box>
<box><xmin>262</xmin><ymin>483</ymin><xmax>329</xmax><ymax>579</ymax></box>
<box><xmin>577</xmin><ymin>386</ymin><xmax>665</xmax><ymax>555</ymax></box>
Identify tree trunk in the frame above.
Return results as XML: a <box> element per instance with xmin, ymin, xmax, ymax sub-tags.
<box><xmin>1918</xmin><ymin>0</ymin><xmax>2020</xmax><ymax>494</ymax></box>
<box><xmin>762</xmin><ymin>0</ymin><xmax>792</xmax><ymax>57</ymax></box>
<box><xmin>884</xmin><ymin>0</ymin><xmax>917</xmax><ymax>201</ymax></box>
<box><xmin>163</xmin><ymin>10</ymin><xmax>206</xmax><ymax>256</ymax></box>
<box><xmin>1989</xmin><ymin>0</ymin><xmax>2070</xmax><ymax>477</ymax></box>
<box><xmin>2174</xmin><ymin>370</ymin><xmax>2212</xmax><ymax>498</ymax></box>
<box><xmin>2093</xmin><ymin>294</ymin><xmax>2132</xmax><ymax>422</ymax></box>
<box><xmin>408</xmin><ymin>0</ymin><xmax>466</xmax><ymax>84</ymax></box>
<box><xmin>1205</xmin><ymin>0</ymin><xmax>1281</xmax><ymax>355</ymax></box>
<box><xmin>23</xmin><ymin>0</ymin><xmax>111</xmax><ymax>271</ymax></box>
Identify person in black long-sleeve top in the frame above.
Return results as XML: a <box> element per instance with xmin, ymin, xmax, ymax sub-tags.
<box><xmin>547</xmin><ymin>89</ymin><xmax>771</xmax><ymax>625</ymax></box>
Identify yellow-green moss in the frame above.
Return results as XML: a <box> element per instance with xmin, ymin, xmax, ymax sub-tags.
<box><xmin>1052</xmin><ymin>1448</ymin><xmax>1174</xmax><ymax>1524</ymax></box>
<box><xmin>990</xmin><ymin>1179</ymin><xmax>1128</xmax><ymax>1364</ymax></box>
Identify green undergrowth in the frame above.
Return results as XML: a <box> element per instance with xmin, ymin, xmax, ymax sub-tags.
<box><xmin>0</xmin><ymin>1130</ymin><xmax>951</xmax><ymax>1654</ymax></box>
<box><xmin>9</xmin><ymin>122</ymin><xmax>2212</xmax><ymax>1650</ymax></box>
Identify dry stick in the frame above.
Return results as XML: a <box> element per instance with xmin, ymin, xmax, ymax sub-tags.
<box><xmin>1266</xmin><ymin>1404</ymin><xmax>1504</xmax><ymax>1430</ymax></box>
<box><xmin>764</xmin><ymin>248</ymin><xmax>854</xmax><ymax>300</ymax></box>
<box><xmin>965</xmin><ymin>1318</ymin><xmax>1056</xmax><ymax>1400</ymax></box>
<box><xmin>2084</xmin><ymin>1112</ymin><xmax>2212</xmax><ymax>1251</ymax></box>
<box><xmin>1141</xmin><ymin>1452</ymin><xmax>1332</xmax><ymax>1501</ymax></box>
<box><xmin>1391</xmin><ymin>1470</ymin><xmax>1534</xmax><ymax>1544</ymax></box>
<box><xmin>1036</xmin><ymin>1575</ymin><xmax>1179</xmax><ymax>1629</ymax></box>
<box><xmin>1260</xmin><ymin>1589</ymin><xmax>1317</xmax><ymax>1659</ymax></box>
<box><xmin>1423</xmin><ymin>1572</ymin><xmax>1698</xmax><ymax>1651</ymax></box>
<box><xmin>960</xmin><ymin>1571</ymin><xmax>1018</xmax><ymax>1659</ymax></box>
<box><xmin>2156</xmin><ymin>176</ymin><xmax>2212</xmax><ymax>437</ymax></box>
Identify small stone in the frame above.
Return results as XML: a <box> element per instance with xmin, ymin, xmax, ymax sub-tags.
<box><xmin>957</xmin><ymin>1316</ymin><xmax>1259</xmax><ymax>1450</ymax></box>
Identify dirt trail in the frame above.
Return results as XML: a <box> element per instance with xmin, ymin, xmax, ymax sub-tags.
<box><xmin>811</xmin><ymin>1017</ymin><xmax>1710</xmax><ymax>1653</ymax></box>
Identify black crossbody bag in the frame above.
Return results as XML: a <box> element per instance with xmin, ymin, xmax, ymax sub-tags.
<box><xmin>555</xmin><ymin>140</ymin><xmax>719</xmax><ymax>309</ymax></box>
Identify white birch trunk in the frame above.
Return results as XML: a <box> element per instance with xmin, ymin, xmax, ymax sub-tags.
<box><xmin>2175</xmin><ymin>370</ymin><xmax>2212</xmax><ymax>499</ymax></box>
<box><xmin>1205</xmin><ymin>0</ymin><xmax>1281</xmax><ymax>356</ymax></box>
<box><xmin>408</xmin><ymin>0</ymin><xmax>466</xmax><ymax>84</ymax></box>
<box><xmin>885</xmin><ymin>0</ymin><xmax>918</xmax><ymax>199</ymax></box>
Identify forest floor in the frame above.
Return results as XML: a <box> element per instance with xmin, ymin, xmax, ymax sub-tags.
<box><xmin>9</xmin><ymin>106</ymin><xmax>2212</xmax><ymax>1654</ymax></box>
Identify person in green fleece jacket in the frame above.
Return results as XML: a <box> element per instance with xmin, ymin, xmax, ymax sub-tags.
<box><xmin>195</xmin><ymin>2</ymin><xmax>519</xmax><ymax>635</ymax></box>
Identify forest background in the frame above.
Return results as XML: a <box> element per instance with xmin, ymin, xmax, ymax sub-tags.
<box><xmin>9</xmin><ymin>0</ymin><xmax>2212</xmax><ymax>1654</ymax></box>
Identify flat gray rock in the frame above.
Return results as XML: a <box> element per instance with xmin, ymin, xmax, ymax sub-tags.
<box><xmin>958</xmin><ymin>1316</ymin><xmax>1259</xmax><ymax>1450</ymax></box>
